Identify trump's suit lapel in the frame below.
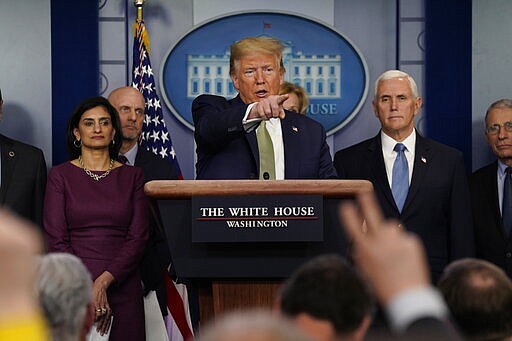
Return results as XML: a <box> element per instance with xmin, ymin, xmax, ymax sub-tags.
<box><xmin>230</xmin><ymin>96</ymin><xmax>260</xmax><ymax>174</ymax></box>
<box><xmin>366</xmin><ymin>134</ymin><xmax>397</xmax><ymax>211</ymax></box>
<box><xmin>282</xmin><ymin>114</ymin><xmax>300</xmax><ymax>179</ymax></box>
<box><xmin>246</xmin><ymin>129</ymin><xmax>259</xmax><ymax>175</ymax></box>
<box><xmin>0</xmin><ymin>136</ymin><xmax>16</xmax><ymax>203</ymax></box>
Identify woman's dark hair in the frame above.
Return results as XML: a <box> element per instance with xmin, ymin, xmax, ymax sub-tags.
<box><xmin>66</xmin><ymin>96</ymin><xmax>122</xmax><ymax>160</ymax></box>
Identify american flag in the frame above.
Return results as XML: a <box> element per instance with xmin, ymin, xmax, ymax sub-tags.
<box><xmin>132</xmin><ymin>19</ymin><xmax>194</xmax><ymax>341</ymax></box>
<box><xmin>132</xmin><ymin>19</ymin><xmax>183</xmax><ymax>179</ymax></box>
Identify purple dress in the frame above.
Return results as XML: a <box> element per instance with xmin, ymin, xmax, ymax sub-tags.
<box><xmin>44</xmin><ymin>162</ymin><xmax>149</xmax><ymax>340</ymax></box>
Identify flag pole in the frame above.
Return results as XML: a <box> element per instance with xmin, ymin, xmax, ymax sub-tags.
<box><xmin>131</xmin><ymin>0</ymin><xmax>182</xmax><ymax>178</ymax></box>
<box><xmin>135</xmin><ymin>0</ymin><xmax>144</xmax><ymax>21</ymax></box>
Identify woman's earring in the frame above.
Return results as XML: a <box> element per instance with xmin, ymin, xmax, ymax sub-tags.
<box><xmin>73</xmin><ymin>139</ymin><xmax>82</xmax><ymax>148</ymax></box>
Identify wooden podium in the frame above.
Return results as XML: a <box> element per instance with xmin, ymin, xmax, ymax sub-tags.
<box><xmin>145</xmin><ymin>179</ymin><xmax>372</xmax><ymax>323</ymax></box>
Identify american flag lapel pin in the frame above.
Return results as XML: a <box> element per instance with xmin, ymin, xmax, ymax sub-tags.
<box><xmin>292</xmin><ymin>126</ymin><xmax>298</xmax><ymax>132</ymax></box>
<box><xmin>421</xmin><ymin>156</ymin><xmax>427</xmax><ymax>164</ymax></box>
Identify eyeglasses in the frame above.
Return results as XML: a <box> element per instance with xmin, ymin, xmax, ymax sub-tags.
<box><xmin>486</xmin><ymin>121</ymin><xmax>512</xmax><ymax>134</ymax></box>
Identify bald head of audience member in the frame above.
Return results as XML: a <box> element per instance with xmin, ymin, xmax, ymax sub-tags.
<box><xmin>278</xmin><ymin>254</ymin><xmax>374</xmax><ymax>341</ymax></box>
<box><xmin>198</xmin><ymin>310</ymin><xmax>313</xmax><ymax>341</ymax></box>
<box><xmin>37</xmin><ymin>253</ymin><xmax>94</xmax><ymax>341</ymax></box>
<box><xmin>438</xmin><ymin>258</ymin><xmax>512</xmax><ymax>341</ymax></box>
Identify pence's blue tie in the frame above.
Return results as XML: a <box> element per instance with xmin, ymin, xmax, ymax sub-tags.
<box><xmin>502</xmin><ymin>167</ymin><xmax>512</xmax><ymax>238</ymax></box>
<box><xmin>392</xmin><ymin>143</ymin><xmax>409</xmax><ymax>213</ymax></box>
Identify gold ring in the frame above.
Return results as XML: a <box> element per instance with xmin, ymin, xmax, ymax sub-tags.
<box><xmin>96</xmin><ymin>308</ymin><xmax>102</xmax><ymax>312</ymax></box>
<box><xmin>102</xmin><ymin>308</ymin><xmax>107</xmax><ymax>313</ymax></box>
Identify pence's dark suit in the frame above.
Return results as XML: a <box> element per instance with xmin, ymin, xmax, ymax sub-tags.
<box><xmin>0</xmin><ymin>134</ymin><xmax>46</xmax><ymax>226</ymax></box>
<box><xmin>334</xmin><ymin>132</ymin><xmax>474</xmax><ymax>281</ymax></box>
<box><xmin>192</xmin><ymin>95</ymin><xmax>336</xmax><ymax>179</ymax></box>
<box><xmin>470</xmin><ymin>161</ymin><xmax>512</xmax><ymax>277</ymax></box>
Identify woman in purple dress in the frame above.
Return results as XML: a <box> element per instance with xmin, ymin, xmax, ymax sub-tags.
<box><xmin>44</xmin><ymin>96</ymin><xmax>149</xmax><ymax>340</ymax></box>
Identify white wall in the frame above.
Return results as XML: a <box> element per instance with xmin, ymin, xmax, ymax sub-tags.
<box><xmin>0</xmin><ymin>0</ymin><xmax>52</xmax><ymax>166</ymax></box>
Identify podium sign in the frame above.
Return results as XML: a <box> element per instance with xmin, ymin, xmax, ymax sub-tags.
<box><xmin>191</xmin><ymin>195</ymin><xmax>323</xmax><ymax>243</ymax></box>
<box><xmin>145</xmin><ymin>179</ymin><xmax>373</xmax><ymax>278</ymax></box>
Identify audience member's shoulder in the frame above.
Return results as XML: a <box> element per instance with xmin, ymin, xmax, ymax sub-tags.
<box><xmin>0</xmin><ymin>133</ymin><xmax>44</xmax><ymax>155</ymax></box>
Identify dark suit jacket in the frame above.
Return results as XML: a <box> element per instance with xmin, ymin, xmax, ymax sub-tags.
<box><xmin>334</xmin><ymin>132</ymin><xmax>474</xmax><ymax>281</ymax></box>
<box><xmin>134</xmin><ymin>147</ymin><xmax>178</xmax><ymax>314</ymax></box>
<box><xmin>367</xmin><ymin>317</ymin><xmax>462</xmax><ymax>340</ymax></box>
<box><xmin>0</xmin><ymin>134</ymin><xmax>47</xmax><ymax>227</ymax></box>
<box><xmin>192</xmin><ymin>94</ymin><xmax>337</xmax><ymax>179</ymax></box>
<box><xmin>397</xmin><ymin>317</ymin><xmax>461</xmax><ymax>340</ymax></box>
<box><xmin>470</xmin><ymin>161</ymin><xmax>512</xmax><ymax>277</ymax></box>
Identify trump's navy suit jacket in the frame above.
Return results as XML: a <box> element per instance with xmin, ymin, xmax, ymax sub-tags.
<box><xmin>470</xmin><ymin>161</ymin><xmax>512</xmax><ymax>277</ymax></box>
<box><xmin>192</xmin><ymin>94</ymin><xmax>336</xmax><ymax>179</ymax></box>
<box><xmin>0</xmin><ymin>133</ymin><xmax>46</xmax><ymax>227</ymax></box>
<box><xmin>334</xmin><ymin>132</ymin><xmax>474</xmax><ymax>281</ymax></box>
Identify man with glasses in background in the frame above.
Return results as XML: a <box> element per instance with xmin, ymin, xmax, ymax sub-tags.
<box><xmin>470</xmin><ymin>99</ymin><xmax>512</xmax><ymax>278</ymax></box>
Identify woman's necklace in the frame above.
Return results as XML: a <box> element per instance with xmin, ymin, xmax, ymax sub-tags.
<box><xmin>78</xmin><ymin>155</ymin><xmax>114</xmax><ymax>181</ymax></box>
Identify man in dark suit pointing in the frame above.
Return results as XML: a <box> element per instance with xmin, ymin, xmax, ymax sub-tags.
<box><xmin>334</xmin><ymin>70</ymin><xmax>474</xmax><ymax>282</ymax></box>
<box><xmin>0</xmin><ymin>88</ymin><xmax>47</xmax><ymax>227</ymax></box>
<box><xmin>192</xmin><ymin>36</ymin><xmax>336</xmax><ymax>180</ymax></box>
<box><xmin>470</xmin><ymin>99</ymin><xmax>512</xmax><ymax>278</ymax></box>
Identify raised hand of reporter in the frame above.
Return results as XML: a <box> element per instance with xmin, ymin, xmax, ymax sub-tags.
<box><xmin>339</xmin><ymin>191</ymin><xmax>430</xmax><ymax>305</ymax></box>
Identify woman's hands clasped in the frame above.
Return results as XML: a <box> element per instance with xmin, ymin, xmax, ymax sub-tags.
<box><xmin>92</xmin><ymin>271</ymin><xmax>115</xmax><ymax>336</ymax></box>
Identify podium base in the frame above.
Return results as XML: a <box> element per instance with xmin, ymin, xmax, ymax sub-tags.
<box><xmin>199</xmin><ymin>280</ymin><xmax>282</xmax><ymax>324</ymax></box>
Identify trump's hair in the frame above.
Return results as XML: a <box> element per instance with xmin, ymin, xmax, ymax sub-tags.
<box><xmin>229</xmin><ymin>36</ymin><xmax>285</xmax><ymax>76</ymax></box>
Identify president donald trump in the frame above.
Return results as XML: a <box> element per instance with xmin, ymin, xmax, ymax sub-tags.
<box><xmin>192</xmin><ymin>36</ymin><xmax>336</xmax><ymax>180</ymax></box>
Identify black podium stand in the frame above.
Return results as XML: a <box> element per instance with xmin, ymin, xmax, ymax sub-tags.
<box><xmin>145</xmin><ymin>179</ymin><xmax>372</xmax><ymax>321</ymax></box>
